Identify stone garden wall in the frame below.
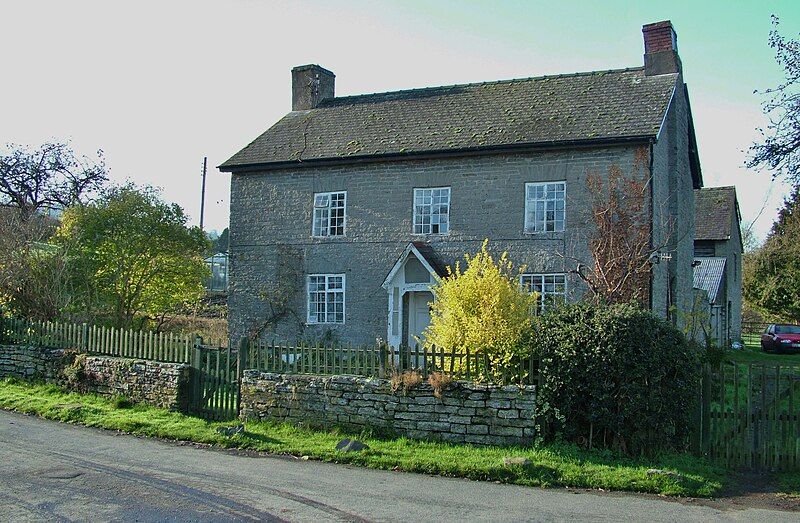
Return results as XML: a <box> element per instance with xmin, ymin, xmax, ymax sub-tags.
<box><xmin>0</xmin><ymin>344</ymin><xmax>68</xmax><ymax>382</ymax></box>
<box><xmin>82</xmin><ymin>356</ymin><xmax>192</xmax><ymax>412</ymax></box>
<box><xmin>240</xmin><ymin>371</ymin><xmax>537</xmax><ymax>446</ymax></box>
<box><xmin>0</xmin><ymin>345</ymin><xmax>191</xmax><ymax>412</ymax></box>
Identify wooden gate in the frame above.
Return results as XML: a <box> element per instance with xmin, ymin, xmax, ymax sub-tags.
<box><xmin>698</xmin><ymin>362</ymin><xmax>800</xmax><ymax>470</ymax></box>
<box><xmin>188</xmin><ymin>339</ymin><xmax>241</xmax><ymax>421</ymax></box>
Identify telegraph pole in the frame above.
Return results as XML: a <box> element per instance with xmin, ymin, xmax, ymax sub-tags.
<box><xmin>199</xmin><ymin>156</ymin><xmax>207</xmax><ymax>231</ymax></box>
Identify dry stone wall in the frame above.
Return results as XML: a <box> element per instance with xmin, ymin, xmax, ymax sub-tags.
<box><xmin>240</xmin><ymin>371</ymin><xmax>537</xmax><ymax>446</ymax></box>
<box><xmin>0</xmin><ymin>345</ymin><xmax>191</xmax><ymax>412</ymax></box>
<box><xmin>0</xmin><ymin>344</ymin><xmax>69</xmax><ymax>382</ymax></box>
<box><xmin>83</xmin><ymin>356</ymin><xmax>192</xmax><ymax>412</ymax></box>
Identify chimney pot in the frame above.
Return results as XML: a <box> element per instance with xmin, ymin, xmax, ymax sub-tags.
<box><xmin>292</xmin><ymin>64</ymin><xmax>335</xmax><ymax>111</ymax></box>
<box><xmin>642</xmin><ymin>21</ymin><xmax>681</xmax><ymax>76</ymax></box>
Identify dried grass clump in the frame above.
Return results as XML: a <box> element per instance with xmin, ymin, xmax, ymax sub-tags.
<box><xmin>390</xmin><ymin>370</ymin><xmax>423</xmax><ymax>395</ymax></box>
<box><xmin>428</xmin><ymin>371</ymin><xmax>454</xmax><ymax>399</ymax></box>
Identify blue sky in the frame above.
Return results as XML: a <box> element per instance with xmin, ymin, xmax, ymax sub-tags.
<box><xmin>1</xmin><ymin>0</ymin><xmax>798</xmax><ymax>238</ymax></box>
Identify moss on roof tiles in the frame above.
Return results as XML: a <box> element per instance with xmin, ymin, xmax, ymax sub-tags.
<box><xmin>221</xmin><ymin>67</ymin><xmax>678</xmax><ymax>168</ymax></box>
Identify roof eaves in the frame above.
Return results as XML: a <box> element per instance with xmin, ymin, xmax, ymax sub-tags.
<box><xmin>219</xmin><ymin>134</ymin><xmax>656</xmax><ymax>173</ymax></box>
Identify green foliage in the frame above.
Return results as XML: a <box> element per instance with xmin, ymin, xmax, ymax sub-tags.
<box><xmin>0</xmin><ymin>379</ymin><xmax>725</xmax><ymax>497</ymax></box>
<box><xmin>743</xmin><ymin>186</ymin><xmax>800</xmax><ymax>323</ymax></box>
<box><xmin>532</xmin><ymin>302</ymin><xmax>701</xmax><ymax>456</ymax></box>
<box><xmin>112</xmin><ymin>396</ymin><xmax>133</xmax><ymax>409</ymax></box>
<box><xmin>211</xmin><ymin>227</ymin><xmax>229</xmax><ymax>253</ymax></box>
<box><xmin>424</xmin><ymin>240</ymin><xmax>538</xmax><ymax>382</ymax></box>
<box><xmin>55</xmin><ymin>185</ymin><xmax>210</xmax><ymax>328</ymax></box>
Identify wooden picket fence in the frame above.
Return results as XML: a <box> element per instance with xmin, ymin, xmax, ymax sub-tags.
<box><xmin>698</xmin><ymin>362</ymin><xmax>800</xmax><ymax>471</ymax></box>
<box><xmin>246</xmin><ymin>340</ymin><xmax>540</xmax><ymax>384</ymax></box>
<box><xmin>0</xmin><ymin>317</ymin><xmax>239</xmax><ymax>421</ymax></box>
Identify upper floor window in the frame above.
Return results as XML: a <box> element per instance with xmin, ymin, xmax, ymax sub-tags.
<box><xmin>520</xmin><ymin>273</ymin><xmax>567</xmax><ymax>311</ymax></box>
<box><xmin>312</xmin><ymin>191</ymin><xmax>346</xmax><ymax>237</ymax></box>
<box><xmin>307</xmin><ymin>274</ymin><xmax>345</xmax><ymax>324</ymax></box>
<box><xmin>525</xmin><ymin>182</ymin><xmax>565</xmax><ymax>233</ymax></box>
<box><xmin>413</xmin><ymin>187</ymin><xmax>450</xmax><ymax>235</ymax></box>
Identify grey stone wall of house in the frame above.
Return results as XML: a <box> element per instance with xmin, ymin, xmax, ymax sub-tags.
<box><xmin>702</xmin><ymin>230</ymin><xmax>743</xmax><ymax>344</ymax></box>
<box><xmin>229</xmin><ymin>145</ymin><xmax>659</xmax><ymax>346</ymax></box>
<box><xmin>726</xmin><ymin>219</ymin><xmax>743</xmax><ymax>342</ymax></box>
<box><xmin>651</xmin><ymin>80</ymin><xmax>696</xmax><ymax>328</ymax></box>
<box><xmin>0</xmin><ymin>345</ymin><xmax>69</xmax><ymax>382</ymax></box>
<box><xmin>240</xmin><ymin>371</ymin><xmax>536</xmax><ymax>446</ymax></box>
<box><xmin>83</xmin><ymin>356</ymin><xmax>192</xmax><ymax>412</ymax></box>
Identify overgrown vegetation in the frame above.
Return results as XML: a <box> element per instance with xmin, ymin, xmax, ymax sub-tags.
<box><xmin>532</xmin><ymin>302</ymin><xmax>701</xmax><ymax>456</ymax></box>
<box><xmin>568</xmin><ymin>149</ymin><xmax>663</xmax><ymax>307</ymax></box>
<box><xmin>424</xmin><ymin>240</ymin><xmax>538</xmax><ymax>382</ymax></box>
<box><xmin>0</xmin><ymin>379</ymin><xmax>725</xmax><ymax>497</ymax></box>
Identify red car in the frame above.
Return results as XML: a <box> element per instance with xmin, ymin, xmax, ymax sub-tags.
<box><xmin>761</xmin><ymin>324</ymin><xmax>800</xmax><ymax>353</ymax></box>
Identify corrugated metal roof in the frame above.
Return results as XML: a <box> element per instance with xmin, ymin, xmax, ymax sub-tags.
<box><xmin>693</xmin><ymin>257</ymin><xmax>726</xmax><ymax>304</ymax></box>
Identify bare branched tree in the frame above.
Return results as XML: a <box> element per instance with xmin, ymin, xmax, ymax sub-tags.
<box><xmin>566</xmin><ymin>148</ymin><xmax>671</xmax><ymax>306</ymax></box>
<box><xmin>0</xmin><ymin>141</ymin><xmax>108</xmax><ymax>220</ymax></box>
<box><xmin>747</xmin><ymin>15</ymin><xmax>800</xmax><ymax>185</ymax></box>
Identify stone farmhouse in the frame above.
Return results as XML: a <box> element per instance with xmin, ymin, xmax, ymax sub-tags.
<box><xmin>693</xmin><ymin>186</ymin><xmax>744</xmax><ymax>345</ymax></box>
<box><xmin>222</xmin><ymin>20</ymin><xmax>710</xmax><ymax>347</ymax></box>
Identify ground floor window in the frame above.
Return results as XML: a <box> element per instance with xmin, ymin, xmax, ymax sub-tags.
<box><xmin>520</xmin><ymin>273</ymin><xmax>567</xmax><ymax>311</ymax></box>
<box><xmin>307</xmin><ymin>274</ymin><xmax>345</xmax><ymax>324</ymax></box>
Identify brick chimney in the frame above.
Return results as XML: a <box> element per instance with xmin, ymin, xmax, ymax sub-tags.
<box><xmin>642</xmin><ymin>21</ymin><xmax>681</xmax><ymax>76</ymax></box>
<box><xmin>292</xmin><ymin>64</ymin><xmax>335</xmax><ymax>110</ymax></box>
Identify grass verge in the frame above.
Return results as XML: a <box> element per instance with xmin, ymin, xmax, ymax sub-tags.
<box><xmin>0</xmin><ymin>378</ymin><xmax>725</xmax><ymax>497</ymax></box>
<box><xmin>778</xmin><ymin>472</ymin><xmax>800</xmax><ymax>498</ymax></box>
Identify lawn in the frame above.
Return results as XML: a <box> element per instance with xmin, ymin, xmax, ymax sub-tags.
<box><xmin>0</xmin><ymin>378</ymin><xmax>725</xmax><ymax>497</ymax></box>
<box><xmin>726</xmin><ymin>340</ymin><xmax>800</xmax><ymax>365</ymax></box>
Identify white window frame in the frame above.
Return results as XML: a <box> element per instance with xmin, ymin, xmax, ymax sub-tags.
<box><xmin>311</xmin><ymin>191</ymin><xmax>347</xmax><ymax>237</ymax></box>
<box><xmin>520</xmin><ymin>273</ymin><xmax>567</xmax><ymax>311</ymax></box>
<box><xmin>413</xmin><ymin>187</ymin><xmax>450</xmax><ymax>235</ymax></box>
<box><xmin>307</xmin><ymin>274</ymin><xmax>346</xmax><ymax>324</ymax></box>
<box><xmin>524</xmin><ymin>181</ymin><xmax>565</xmax><ymax>233</ymax></box>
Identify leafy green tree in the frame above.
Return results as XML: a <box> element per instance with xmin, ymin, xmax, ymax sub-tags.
<box><xmin>744</xmin><ymin>186</ymin><xmax>800</xmax><ymax>323</ymax></box>
<box><xmin>56</xmin><ymin>185</ymin><xmax>210</xmax><ymax>328</ymax></box>
<box><xmin>424</xmin><ymin>240</ymin><xmax>538</xmax><ymax>382</ymax></box>
<box><xmin>213</xmin><ymin>227</ymin><xmax>229</xmax><ymax>253</ymax></box>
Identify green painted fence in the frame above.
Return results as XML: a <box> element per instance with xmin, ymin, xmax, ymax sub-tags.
<box><xmin>698</xmin><ymin>362</ymin><xmax>800</xmax><ymax>471</ymax></box>
<box><xmin>246</xmin><ymin>340</ymin><xmax>539</xmax><ymax>384</ymax></box>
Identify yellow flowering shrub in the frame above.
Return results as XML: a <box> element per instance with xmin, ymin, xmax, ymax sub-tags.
<box><xmin>423</xmin><ymin>240</ymin><xmax>538</xmax><ymax>381</ymax></box>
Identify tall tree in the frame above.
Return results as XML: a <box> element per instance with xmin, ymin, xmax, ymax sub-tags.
<box><xmin>743</xmin><ymin>187</ymin><xmax>800</xmax><ymax>323</ymax></box>
<box><xmin>56</xmin><ymin>185</ymin><xmax>210</xmax><ymax>328</ymax></box>
<box><xmin>748</xmin><ymin>16</ymin><xmax>800</xmax><ymax>185</ymax></box>
<box><xmin>0</xmin><ymin>142</ymin><xmax>108</xmax><ymax>220</ymax></box>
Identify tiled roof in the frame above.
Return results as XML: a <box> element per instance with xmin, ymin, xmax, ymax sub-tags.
<box><xmin>221</xmin><ymin>67</ymin><xmax>678</xmax><ymax>169</ymax></box>
<box><xmin>693</xmin><ymin>257</ymin><xmax>726</xmax><ymax>304</ymax></box>
<box><xmin>694</xmin><ymin>187</ymin><xmax>736</xmax><ymax>241</ymax></box>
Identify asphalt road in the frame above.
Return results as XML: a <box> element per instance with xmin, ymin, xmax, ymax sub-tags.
<box><xmin>0</xmin><ymin>410</ymin><xmax>797</xmax><ymax>522</ymax></box>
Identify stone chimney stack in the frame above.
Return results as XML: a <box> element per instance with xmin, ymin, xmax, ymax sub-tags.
<box><xmin>642</xmin><ymin>21</ymin><xmax>682</xmax><ymax>76</ymax></box>
<box><xmin>292</xmin><ymin>64</ymin><xmax>335</xmax><ymax>110</ymax></box>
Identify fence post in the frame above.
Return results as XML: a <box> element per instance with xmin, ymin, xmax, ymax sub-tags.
<box><xmin>81</xmin><ymin>323</ymin><xmax>89</xmax><ymax>352</ymax></box>
<box><xmin>378</xmin><ymin>343</ymin><xmax>387</xmax><ymax>379</ymax></box>
<box><xmin>237</xmin><ymin>337</ymin><xmax>249</xmax><ymax>380</ymax></box>
<box><xmin>190</xmin><ymin>335</ymin><xmax>203</xmax><ymax>414</ymax></box>
<box><xmin>701</xmin><ymin>364</ymin><xmax>712</xmax><ymax>454</ymax></box>
<box><xmin>691</xmin><ymin>363</ymin><xmax>703</xmax><ymax>455</ymax></box>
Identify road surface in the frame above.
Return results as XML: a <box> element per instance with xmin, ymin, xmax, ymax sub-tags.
<box><xmin>0</xmin><ymin>410</ymin><xmax>796</xmax><ymax>522</ymax></box>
